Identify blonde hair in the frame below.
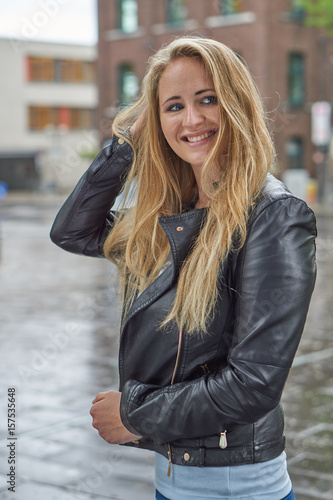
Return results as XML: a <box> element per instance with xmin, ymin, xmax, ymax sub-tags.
<box><xmin>104</xmin><ymin>36</ymin><xmax>275</xmax><ymax>334</ymax></box>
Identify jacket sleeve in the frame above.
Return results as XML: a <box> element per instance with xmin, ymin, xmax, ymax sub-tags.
<box><xmin>120</xmin><ymin>196</ymin><xmax>317</xmax><ymax>443</ymax></box>
<box><xmin>50</xmin><ymin>136</ymin><xmax>134</xmax><ymax>257</ymax></box>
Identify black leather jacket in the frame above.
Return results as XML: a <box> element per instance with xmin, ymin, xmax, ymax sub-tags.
<box><xmin>50</xmin><ymin>135</ymin><xmax>317</xmax><ymax>470</ymax></box>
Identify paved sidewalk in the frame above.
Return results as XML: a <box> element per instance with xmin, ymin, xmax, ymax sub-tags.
<box><xmin>0</xmin><ymin>195</ymin><xmax>332</xmax><ymax>499</ymax></box>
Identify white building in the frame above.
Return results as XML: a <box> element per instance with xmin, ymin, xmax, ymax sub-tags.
<box><xmin>0</xmin><ymin>37</ymin><xmax>99</xmax><ymax>191</ymax></box>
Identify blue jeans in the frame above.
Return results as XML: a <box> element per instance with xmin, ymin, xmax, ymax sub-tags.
<box><xmin>155</xmin><ymin>489</ymin><xmax>296</xmax><ymax>499</ymax></box>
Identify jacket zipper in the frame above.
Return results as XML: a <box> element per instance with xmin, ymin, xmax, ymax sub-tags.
<box><xmin>167</xmin><ymin>444</ymin><xmax>172</xmax><ymax>478</ymax></box>
<box><xmin>219</xmin><ymin>430</ymin><xmax>228</xmax><ymax>449</ymax></box>
<box><xmin>167</xmin><ymin>328</ymin><xmax>183</xmax><ymax>477</ymax></box>
<box><xmin>170</xmin><ymin>328</ymin><xmax>183</xmax><ymax>385</ymax></box>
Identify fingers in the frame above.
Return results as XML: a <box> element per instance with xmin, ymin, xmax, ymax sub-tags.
<box><xmin>92</xmin><ymin>389</ymin><xmax>120</xmax><ymax>405</ymax></box>
<box><xmin>92</xmin><ymin>391</ymin><xmax>107</xmax><ymax>404</ymax></box>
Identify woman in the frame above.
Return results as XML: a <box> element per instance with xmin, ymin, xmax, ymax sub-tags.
<box><xmin>50</xmin><ymin>37</ymin><xmax>317</xmax><ymax>499</ymax></box>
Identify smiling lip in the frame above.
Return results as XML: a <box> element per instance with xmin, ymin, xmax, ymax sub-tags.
<box><xmin>183</xmin><ymin>129</ymin><xmax>218</xmax><ymax>144</ymax></box>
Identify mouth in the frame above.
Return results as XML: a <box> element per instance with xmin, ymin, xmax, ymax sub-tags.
<box><xmin>183</xmin><ymin>129</ymin><xmax>218</xmax><ymax>143</ymax></box>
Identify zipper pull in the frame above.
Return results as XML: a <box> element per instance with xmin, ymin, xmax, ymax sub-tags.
<box><xmin>167</xmin><ymin>445</ymin><xmax>172</xmax><ymax>478</ymax></box>
<box><xmin>219</xmin><ymin>431</ymin><xmax>228</xmax><ymax>449</ymax></box>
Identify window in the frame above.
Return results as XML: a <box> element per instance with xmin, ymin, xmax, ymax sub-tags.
<box><xmin>26</xmin><ymin>57</ymin><xmax>95</xmax><ymax>83</ymax></box>
<box><xmin>118</xmin><ymin>64</ymin><xmax>139</xmax><ymax>106</ymax></box>
<box><xmin>290</xmin><ymin>0</ymin><xmax>305</xmax><ymax>20</ymax></box>
<box><xmin>219</xmin><ymin>0</ymin><xmax>242</xmax><ymax>15</ymax></box>
<box><xmin>29</xmin><ymin>106</ymin><xmax>95</xmax><ymax>130</ymax></box>
<box><xmin>117</xmin><ymin>0</ymin><xmax>138</xmax><ymax>33</ymax></box>
<box><xmin>29</xmin><ymin>106</ymin><xmax>58</xmax><ymax>129</ymax></box>
<box><xmin>69</xmin><ymin>108</ymin><xmax>95</xmax><ymax>129</ymax></box>
<box><xmin>28</xmin><ymin>57</ymin><xmax>54</xmax><ymax>81</ymax></box>
<box><xmin>61</xmin><ymin>60</ymin><xmax>83</xmax><ymax>82</ymax></box>
<box><xmin>166</xmin><ymin>0</ymin><xmax>186</xmax><ymax>25</ymax></box>
<box><xmin>61</xmin><ymin>60</ymin><xmax>95</xmax><ymax>82</ymax></box>
<box><xmin>81</xmin><ymin>61</ymin><xmax>96</xmax><ymax>82</ymax></box>
<box><xmin>288</xmin><ymin>53</ymin><xmax>305</xmax><ymax>107</ymax></box>
<box><xmin>59</xmin><ymin>107</ymin><xmax>70</xmax><ymax>127</ymax></box>
<box><xmin>286</xmin><ymin>137</ymin><xmax>304</xmax><ymax>169</ymax></box>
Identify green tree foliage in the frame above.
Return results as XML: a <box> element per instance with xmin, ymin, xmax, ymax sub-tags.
<box><xmin>301</xmin><ymin>0</ymin><xmax>333</xmax><ymax>35</ymax></box>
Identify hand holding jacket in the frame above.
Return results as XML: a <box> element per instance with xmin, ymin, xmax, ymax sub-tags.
<box><xmin>90</xmin><ymin>390</ymin><xmax>141</xmax><ymax>444</ymax></box>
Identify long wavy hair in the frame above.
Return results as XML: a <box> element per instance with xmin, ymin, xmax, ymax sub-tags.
<box><xmin>103</xmin><ymin>36</ymin><xmax>275</xmax><ymax>334</ymax></box>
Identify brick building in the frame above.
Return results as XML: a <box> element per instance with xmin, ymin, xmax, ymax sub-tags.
<box><xmin>97</xmin><ymin>0</ymin><xmax>333</xmax><ymax>185</ymax></box>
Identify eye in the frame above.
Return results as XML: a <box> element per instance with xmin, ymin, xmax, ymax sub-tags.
<box><xmin>202</xmin><ymin>96</ymin><xmax>218</xmax><ymax>105</ymax></box>
<box><xmin>166</xmin><ymin>103</ymin><xmax>184</xmax><ymax>112</ymax></box>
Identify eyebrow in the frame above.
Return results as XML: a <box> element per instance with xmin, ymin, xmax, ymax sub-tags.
<box><xmin>161</xmin><ymin>88</ymin><xmax>216</xmax><ymax>106</ymax></box>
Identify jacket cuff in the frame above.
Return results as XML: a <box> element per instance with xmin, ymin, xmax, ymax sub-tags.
<box><xmin>120</xmin><ymin>379</ymin><xmax>143</xmax><ymax>436</ymax></box>
<box><xmin>85</xmin><ymin>134</ymin><xmax>134</xmax><ymax>184</ymax></box>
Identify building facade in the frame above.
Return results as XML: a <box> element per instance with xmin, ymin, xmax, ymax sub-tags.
<box><xmin>97</xmin><ymin>0</ymin><xmax>333</xmax><ymax>196</ymax></box>
<box><xmin>0</xmin><ymin>38</ymin><xmax>98</xmax><ymax>191</ymax></box>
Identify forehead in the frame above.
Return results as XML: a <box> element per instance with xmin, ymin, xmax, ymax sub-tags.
<box><xmin>158</xmin><ymin>58</ymin><xmax>214</xmax><ymax>98</ymax></box>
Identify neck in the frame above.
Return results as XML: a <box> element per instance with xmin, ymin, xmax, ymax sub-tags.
<box><xmin>194</xmin><ymin>191</ymin><xmax>211</xmax><ymax>210</ymax></box>
<box><xmin>191</xmin><ymin>164</ymin><xmax>219</xmax><ymax>210</ymax></box>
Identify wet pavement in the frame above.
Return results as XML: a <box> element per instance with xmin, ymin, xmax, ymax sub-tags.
<box><xmin>0</xmin><ymin>193</ymin><xmax>332</xmax><ymax>500</ymax></box>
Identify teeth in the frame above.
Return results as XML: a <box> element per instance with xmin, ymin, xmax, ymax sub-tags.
<box><xmin>187</xmin><ymin>131</ymin><xmax>214</xmax><ymax>143</ymax></box>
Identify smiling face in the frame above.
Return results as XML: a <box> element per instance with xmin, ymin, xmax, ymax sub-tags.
<box><xmin>158</xmin><ymin>57</ymin><xmax>220</xmax><ymax>173</ymax></box>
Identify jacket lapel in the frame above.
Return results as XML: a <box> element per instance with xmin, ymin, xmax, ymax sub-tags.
<box><xmin>122</xmin><ymin>208</ymin><xmax>207</xmax><ymax>326</ymax></box>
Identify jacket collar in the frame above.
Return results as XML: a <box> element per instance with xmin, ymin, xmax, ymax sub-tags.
<box><xmin>158</xmin><ymin>208</ymin><xmax>207</xmax><ymax>270</ymax></box>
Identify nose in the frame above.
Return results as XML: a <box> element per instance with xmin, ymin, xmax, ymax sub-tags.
<box><xmin>183</xmin><ymin>104</ymin><xmax>204</xmax><ymax>129</ymax></box>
